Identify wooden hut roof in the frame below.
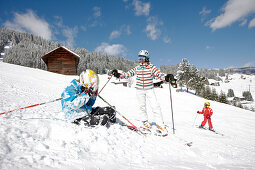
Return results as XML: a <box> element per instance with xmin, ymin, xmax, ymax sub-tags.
<box><xmin>41</xmin><ymin>46</ymin><xmax>80</xmax><ymax>63</ymax></box>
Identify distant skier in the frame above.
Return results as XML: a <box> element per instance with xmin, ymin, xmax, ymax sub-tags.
<box><xmin>197</xmin><ymin>102</ymin><xmax>214</xmax><ymax>131</ymax></box>
<box><xmin>112</xmin><ymin>50</ymin><xmax>175</xmax><ymax>135</ymax></box>
<box><xmin>61</xmin><ymin>69</ymin><xmax>116</xmax><ymax>126</ymax></box>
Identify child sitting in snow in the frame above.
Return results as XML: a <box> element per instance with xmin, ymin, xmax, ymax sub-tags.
<box><xmin>61</xmin><ymin>69</ymin><xmax>116</xmax><ymax>126</ymax></box>
<box><xmin>197</xmin><ymin>102</ymin><xmax>214</xmax><ymax>131</ymax></box>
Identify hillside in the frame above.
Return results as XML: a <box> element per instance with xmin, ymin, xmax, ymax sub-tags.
<box><xmin>208</xmin><ymin>74</ymin><xmax>255</xmax><ymax>110</ymax></box>
<box><xmin>0</xmin><ymin>62</ymin><xmax>255</xmax><ymax>170</ymax></box>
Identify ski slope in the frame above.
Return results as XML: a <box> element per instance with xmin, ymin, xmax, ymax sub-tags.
<box><xmin>0</xmin><ymin>62</ymin><xmax>255</xmax><ymax>170</ymax></box>
<box><xmin>208</xmin><ymin>74</ymin><xmax>255</xmax><ymax>109</ymax></box>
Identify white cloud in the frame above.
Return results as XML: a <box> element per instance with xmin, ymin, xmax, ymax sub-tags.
<box><xmin>145</xmin><ymin>17</ymin><xmax>162</xmax><ymax>40</ymax></box>
<box><xmin>80</xmin><ymin>25</ymin><xmax>87</xmax><ymax>32</ymax></box>
<box><xmin>95</xmin><ymin>42</ymin><xmax>127</xmax><ymax>56</ymax></box>
<box><xmin>240</xmin><ymin>19</ymin><xmax>247</xmax><ymax>26</ymax></box>
<box><xmin>109</xmin><ymin>30</ymin><xmax>121</xmax><ymax>39</ymax></box>
<box><xmin>208</xmin><ymin>0</ymin><xmax>255</xmax><ymax>31</ymax></box>
<box><xmin>243</xmin><ymin>62</ymin><xmax>253</xmax><ymax>67</ymax></box>
<box><xmin>3</xmin><ymin>9</ymin><xmax>52</xmax><ymax>40</ymax></box>
<box><xmin>206</xmin><ymin>45</ymin><xmax>214</xmax><ymax>50</ymax></box>
<box><xmin>200</xmin><ymin>7</ymin><xmax>211</xmax><ymax>16</ymax></box>
<box><xmin>125</xmin><ymin>25</ymin><xmax>131</xmax><ymax>35</ymax></box>
<box><xmin>62</xmin><ymin>26</ymin><xmax>78</xmax><ymax>48</ymax></box>
<box><xmin>53</xmin><ymin>16</ymin><xmax>78</xmax><ymax>48</ymax></box>
<box><xmin>93</xmin><ymin>6</ymin><xmax>101</xmax><ymax>18</ymax></box>
<box><xmin>109</xmin><ymin>25</ymin><xmax>131</xmax><ymax>40</ymax></box>
<box><xmin>163</xmin><ymin>36</ymin><xmax>171</xmax><ymax>44</ymax></box>
<box><xmin>199</xmin><ymin>7</ymin><xmax>211</xmax><ymax>22</ymax></box>
<box><xmin>248</xmin><ymin>17</ymin><xmax>255</xmax><ymax>28</ymax></box>
<box><xmin>133</xmin><ymin>0</ymin><xmax>150</xmax><ymax>16</ymax></box>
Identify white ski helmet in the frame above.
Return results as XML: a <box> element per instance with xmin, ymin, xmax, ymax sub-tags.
<box><xmin>138</xmin><ymin>50</ymin><xmax>149</xmax><ymax>57</ymax></box>
<box><xmin>80</xmin><ymin>69</ymin><xmax>99</xmax><ymax>92</ymax></box>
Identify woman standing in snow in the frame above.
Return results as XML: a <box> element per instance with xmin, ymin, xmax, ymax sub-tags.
<box><xmin>112</xmin><ymin>50</ymin><xmax>174</xmax><ymax>135</ymax></box>
<box><xmin>61</xmin><ymin>69</ymin><xmax>116</xmax><ymax>126</ymax></box>
<box><xmin>197</xmin><ymin>102</ymin><xmax>214</xmax><ymax>131</ymax></box>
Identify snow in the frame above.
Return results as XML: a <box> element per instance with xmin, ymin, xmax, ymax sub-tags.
<box><xmin>43</xmin><ymin>46</ymin><xmax>81</xmax><ymax>59</ymax></box>
<box><xmin>208</xmin><ymin>74</ymin><xmax>255</xmax><ymax>108</ymax></box>
<box><xmin>0</xmin><ymin>62</ymin><xmax>255</xmax><ymax>170</ymax></box>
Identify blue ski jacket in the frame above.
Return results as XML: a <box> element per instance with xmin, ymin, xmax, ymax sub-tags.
<box><xmin>61</xmin><ymin>79</ymin><xmax>97</xmax><ymax>122</ymax></box>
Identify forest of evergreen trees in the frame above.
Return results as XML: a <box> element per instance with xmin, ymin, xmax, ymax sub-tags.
<box><xmin>0</xmin><ymin>28</ymin><xmax>136</xmax><ymax>74</ymax></box>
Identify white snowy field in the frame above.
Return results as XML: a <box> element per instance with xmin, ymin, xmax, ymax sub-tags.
<box><xmin>0</xmin><ymin>62</ymin><xmax>255</xmax><ymax>170</ymax></box>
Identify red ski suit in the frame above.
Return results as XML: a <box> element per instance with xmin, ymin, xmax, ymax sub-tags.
<box><xmin>198</xmin><ymin>107</ymin><xmax>213</xmax><ymax>129</ymax></box>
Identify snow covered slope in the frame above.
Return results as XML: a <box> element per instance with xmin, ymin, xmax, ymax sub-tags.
<box><xmin>0</xmin><ymin>62</ymin><xmax>255</xmax><ymax>170</ymax></box>
<box><xmin>208</xmin><ymin>74</ymin><xmax>255</xmax><ymax>109</ymax></box>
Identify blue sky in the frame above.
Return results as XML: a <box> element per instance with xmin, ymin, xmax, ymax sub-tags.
<box><xmin>1</xmin><ymin>0</ymin><xmax>255</xmax><ymax>69</ymax></box>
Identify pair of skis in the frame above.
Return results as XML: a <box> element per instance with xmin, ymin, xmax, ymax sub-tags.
<box><xmin>197</xmin><ymin>126</ymin><xmax>224</xmax><ymax>136</ymax></box>
<box><xmin>122</xmin><ymin>124</ymin><xmax>168</xmax><ymax>137</ymax></box>
<box><xmin>122</xmin><ymin>124</ymin><xmax>193</xmax><ymax>147</ymax></box>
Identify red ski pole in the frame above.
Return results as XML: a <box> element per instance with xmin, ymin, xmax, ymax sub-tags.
<box><xmin>98</xmin><ymin>94</ymin><xmax>146</xmax><ymax>137</ymax></box>
<box><xmin>0</xmin><ymin>97</ymin><xmax>63</xmax><ymax>116</ymax></box>
<box><xmin>98</xmin><ymin>74</ymin><xmax>113</xmax><ymax>95</ymax></box>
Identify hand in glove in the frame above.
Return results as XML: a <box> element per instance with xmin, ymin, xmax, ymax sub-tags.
<box><xmin>81</xmin><ymin>86</ymin><xmax>94</xmax><ymax>97</ymax></box>
<box><xmin>112</xmin><ymin>69</ymin><xmax>120</xmax><ymax>78</ymax></box>
<box><xmin>197</xmin><ymin>111</ymin><xmax>200</xmax><ymax>114</ymax></box>
<box><xmin>165</xmin><ymin>74</ymin><xmax>175</xmax><ymax>82</ymax></box>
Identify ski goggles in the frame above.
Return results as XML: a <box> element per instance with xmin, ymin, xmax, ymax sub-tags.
<box><xmin>138</xmin><ymin>56</ymin><xmax>149</xmax><ymax>60</ymax></box>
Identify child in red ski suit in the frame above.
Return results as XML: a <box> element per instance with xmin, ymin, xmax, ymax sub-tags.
<box><xmin>197</xmin><ymin>102</ymin><xmax>214</xmax><ymax>131</ymax></box>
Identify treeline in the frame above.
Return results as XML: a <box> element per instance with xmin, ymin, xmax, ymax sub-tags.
<box><xmin>1</xmin><ymin>28</ymin><xmax>61</xmax><ymax>70</ymax></box>
<box><xmin>0</xmin><ymin>28</ymin><xmax>136</xmax><ymax>74</ymax></box>
<box><xmin>160</xmin><ymin>64</ymin><xmax>235</xmax><ymax>81</ymax></box>
<box><xmin>75</xmin><ymin>48</ymin><xmax>136</xmax><ymax>75</ymax></box>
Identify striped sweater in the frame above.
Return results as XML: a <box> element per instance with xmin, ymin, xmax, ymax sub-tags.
<box><xmin>120</xmin><ymin>63</ymin><xmax>166</xmax><ymax>89</ymax></box>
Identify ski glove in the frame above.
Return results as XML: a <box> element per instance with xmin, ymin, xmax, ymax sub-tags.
<box><xmin>112</xmin><ymin>69</ymin><xmax>120</xmax><ymax>78</ymax></box>
<box><xmin>81</xmin><ymin>86</ymin><xmax>94</xmax><ymax>97</ymax></box>
<box><xmin>165</xmin><ymin>74</ymin><xmax>175</xmax><ymax>82</ymax></box>
<box><xmin>197</xmin><ymin>111</ymin><xmax>200</xmax><ymax>114</ymax></box>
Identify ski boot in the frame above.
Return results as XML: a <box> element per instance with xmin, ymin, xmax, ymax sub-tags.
<box><xmin>143</xmin><ymin>121</ymin><xmax>152</xmax><ymax>129</ymax></box>
<box><xmin>209</xmin><ymin>128</ymin><xmax>215</xmax><ymax>132</ymax></box>
<box><xmin>156</xmin><ymin>125</ymin><xmax>168</xmax><ymax>137</ymax></box>
<box><xmin>199</xmin><ymin>125</ymin><xmax>205</xmax><ymax>129</ymax></box>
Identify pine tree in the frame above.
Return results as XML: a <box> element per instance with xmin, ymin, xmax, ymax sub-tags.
<box><xmin>211</xmin><ymin>88</ymin><xmax>218</xmax><ymax>101</ymax></box>
<box><xmin>227</xmin><ymin>89</ymin><xmax>235</xmax><ymax>97</ymax></box>
<box><xmin>176</xmin><ymin>58</ymin><xmax>198</xmax><ymax>92</ymax></box>
<box><xmin>242</xmin><ymin>91</ymin><xmax>254</xmax><ymax>101</ymax></box>
<box><xmin>218</xmin><ymin>91</ymin><xmax>228</xmax><ymax>104</ymax></box>
<box><xmin>189</xmin><ymin>75</ymin><xmax>208</xmax><ymax>95</ymax></box>
<box><xmin>204</xmin><ymin>86</ymin><xmax>212</xmax><ymax>99</ymax></box>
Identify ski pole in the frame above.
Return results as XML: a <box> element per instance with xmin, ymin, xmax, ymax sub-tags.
<box><xmin>98</xmin><ymin>74</ymin><xmax>113</xmax><ymax>95</ymax></box>
<box><xmin>98</xmin><ymin>94</ymin><xmax>146</xmax><ymax>137</ymax></box>
<box><xmin>169</xmin><ymin>81</ymin><xmax>175</xmax><ymax>134</ymax></box>
<box><xmin>0</xmin><ymin>97</ymin><xmax>63</xmax><ymax>116</ymax></box>
<box><xmin>192</xmin><ymin>113</ymin><xmax>198</xmax><ymax>127</ymax></box>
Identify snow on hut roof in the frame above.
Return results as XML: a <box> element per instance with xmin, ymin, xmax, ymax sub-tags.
<box><xmin>43</xmin><ymin>46</ymin><xmax>80</xmax><ymax>59</ymax></box>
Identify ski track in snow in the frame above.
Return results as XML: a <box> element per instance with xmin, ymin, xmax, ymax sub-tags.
<box><xmin>0</xmin><ymin>62</ymin><xmax>255</xmax><ymax>170</ymax></box>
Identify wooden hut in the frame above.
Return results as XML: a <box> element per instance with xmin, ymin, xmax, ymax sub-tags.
<box><xmin>41</xmin><ymin>46</ymin><xmax>80</xmax><ymax>75</ymax></box>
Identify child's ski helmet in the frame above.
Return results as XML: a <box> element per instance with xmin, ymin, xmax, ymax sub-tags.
<box><xmin>80</xmin><ymin>69</ymin><xmax>99</xmax><ymax>92</ymax></box>
<box><xmin>204</xmin><ymin>102</ymin><xmax>210</xmax><ymax>107</ymax></box>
